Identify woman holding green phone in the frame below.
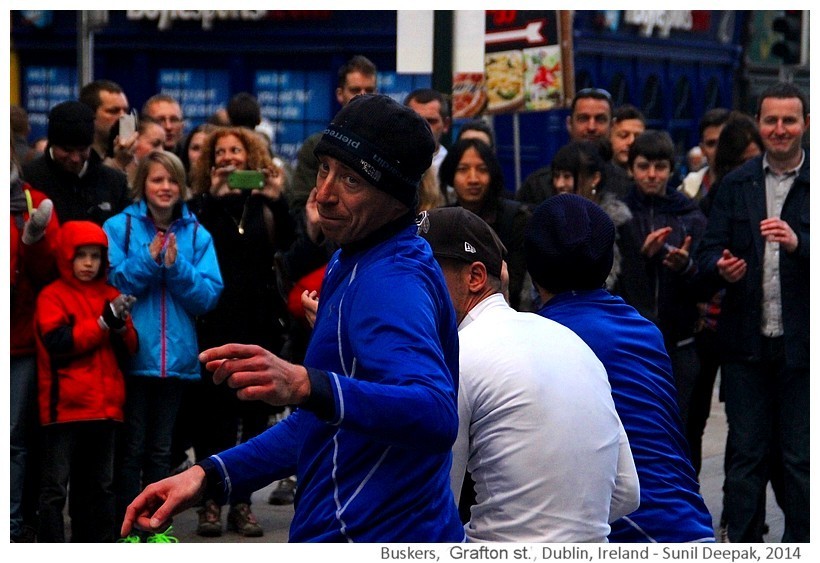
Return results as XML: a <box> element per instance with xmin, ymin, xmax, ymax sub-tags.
<box><xmin>186</xmin><ymin>127</ymin><xmax>296</xmax><ymax>537</ymax></box>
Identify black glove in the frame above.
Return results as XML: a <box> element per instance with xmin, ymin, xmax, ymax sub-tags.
<box><xmin>111</xmin><ymin>294</ymin><xmax>137</xmax><ymax>319</ymax></box>
<box><xmin>100</xmin><ymin>300</ymin><xmax>126</xmax><ymax>331</ymax></box>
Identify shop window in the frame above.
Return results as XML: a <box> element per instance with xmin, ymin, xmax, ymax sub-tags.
<box><xmin>576</xmin><ymin>70</ymin><xmax>593</xmax><ymax>92</ymax></box>
<box><xmin>609</xmin><ymin>73</ymin><xmax>629</xmax><ymax>108</ymax></box>
<box><xmin>703</xmin><ymin>77</ymin><xmax>721</xmax><ymax>111</ymax></box>
<box><xmin>641</xmin><ymin>75</ymin><xmax>663</xmax><ymax>120</ymax></box>
<box><xmin>673</xmin><ymin>76</ymin><xmax>693</xmax><ymax>119</ymax></box>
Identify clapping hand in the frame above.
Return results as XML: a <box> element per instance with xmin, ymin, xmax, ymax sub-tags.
<box><xmin>111</xmin><ymin>294</ymin><xmax>137</xmax><ymax>320</ymax></box>
<box><xmin>641</xmin><ymin>227</ymin><xmax>672</xmax><ymax>258</ymax></box>
<box><xmin>149</xmin><ymin>232</ymin><xmax>177</xmax><ymax>266</ymax></box>
<box><xmin>662</xmin><ymin>236</ymin><xmax>692</xmax><ymax>273</ymax></box>
<box><xmin>100</xmin><ymin>294</ymin><xmax>136</xmax><ymax>331</ymax></box>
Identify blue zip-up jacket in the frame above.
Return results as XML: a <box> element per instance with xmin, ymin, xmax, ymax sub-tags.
<box><xmin>201</xmin><ymin>220</ymin><xmax>465</xmax><ymax>542</ymax></box>
<box><xmin>103</xmin><ymin>200</ymin><xmax>223</xmax><ymax>380</ymax></box>
<box><xmin>539</xmin><ymin>289</ymin><xmax>715</xmax><ymax>543</ymax></box>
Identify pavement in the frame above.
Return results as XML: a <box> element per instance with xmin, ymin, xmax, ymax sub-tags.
<box><xmin>165</xmin><ymin>375</ymin><xmax>784</xmax><ymax>544</ymax></box>
<box><xmin>166</xmin><ymin>481</ymin><xmax>293</xmax><ymax>543</ymax></box>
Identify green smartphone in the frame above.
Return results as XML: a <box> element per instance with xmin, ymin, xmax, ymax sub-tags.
<box><xmin>228</xmin><ymin>170</ymin><xmax>265</xmax><ymax>190</ymax></box>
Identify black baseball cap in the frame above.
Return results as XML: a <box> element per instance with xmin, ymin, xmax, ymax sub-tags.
<box><xmin>418</xmin><ymin>207</ymin><xmax>507</xmax><ymax>278</ymax></box>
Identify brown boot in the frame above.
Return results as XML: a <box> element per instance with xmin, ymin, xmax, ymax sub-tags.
<box><xmin>227</xmin><ymin>502</ymin><xmax>263</xmax><ymax>537</ymax></box>
<box><xmin>196</xmin><ymin>499</ymin><xmax>222</xmax><ymax>537</ymax></box>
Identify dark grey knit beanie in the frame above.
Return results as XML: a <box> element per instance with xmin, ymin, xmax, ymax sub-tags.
<box><xmin>314</xmin><ymin>94</ymin><xmax>435</xmax><ymax>209</ymax></box>
<box><xmin>525</xmin><ymin>193</ymin><xmax>615</xmax><ymax>294</ymax></box>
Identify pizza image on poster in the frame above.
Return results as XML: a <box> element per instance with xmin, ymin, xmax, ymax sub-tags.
<box><xmin>452</xmin><ymin>72</ymin><xmax>488</xmax><ymax>119</ymax></box>
<box><xmin>523</xmin><ymin>45</ymin><xmax>563</xmax><ymax>110</ymax></box>
<box><xmin>484</xmin><ymin>50</ymin><xmax>525</xmax><ymax>114</ymax></box>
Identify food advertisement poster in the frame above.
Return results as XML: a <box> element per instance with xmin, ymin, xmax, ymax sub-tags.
<box><xmin>453</xmin><ymin>10</ymin><xmax>563</xmax><ymax>118</ymax></box>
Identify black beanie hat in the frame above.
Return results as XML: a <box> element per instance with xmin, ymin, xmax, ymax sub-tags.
<box><xmin>524</xmin><ymin>193</ymin><xmax>615</xmax><ymax>295</ymax></box>
<box><xmin>47</xmin><ymin>101</ymin><xmax>95</xmax><ymax>148</ymax></box>
<box><xmin>418</xmin><ymin>207</ymin><xmax>507</xmax><ymax>279</ymax></box>
<box><xmin>314</xmin><ymin>94</ymin><xmax>435</xmax><ymax>209</ymax></box>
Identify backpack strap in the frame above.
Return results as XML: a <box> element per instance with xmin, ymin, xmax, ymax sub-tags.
<box><xmin>13</xmin><ymin>189</ymin><xmax>34</xmax><ymax>232</ymax></box>
<box><xmin>24</xmin><ymin>188</ymin><xmax>34</xmax><ymax>215</ymax></box>
<box><xmin>124</xmin><ymin>214</ymin><xmax>132</xmax><ymax>256</ymax></box>
<box><xmin>192</xmin><ymin>220</ymin><xmax>199</xmax><ymax>253</ymax></box>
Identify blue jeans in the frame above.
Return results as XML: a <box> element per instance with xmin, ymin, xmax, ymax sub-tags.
<box><xmin>37</xmin><ymin>421</ymin><xmax>118</xmax><ymax>542</ymax></box>
<box><xmin>722</xmin><ymin>337</ymin><xmax>809</xmax><ymax>542</ymax></box>
<box><xmin>116</xmin><ymin>376</ymin><xmax>184</xmax><ymax>522</ymax></box>
<box><xmin>10</xmin><ymin>355</ymin><xmax>39</xmax><ymax>538</ymax></box>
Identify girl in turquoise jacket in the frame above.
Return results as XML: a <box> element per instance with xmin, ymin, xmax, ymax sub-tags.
<box><xmin>103</xmin><ymin>151</ymin><xmax>223</xmax><ymax>529</ymax></box>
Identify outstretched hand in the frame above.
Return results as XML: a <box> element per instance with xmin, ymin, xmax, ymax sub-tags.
<box><xmin>121</xmin><ymin>465</ymin><xmax>207</xmax><ymax>537</ymax></box>
<box><xmin>199</xmin><ymin>343</ymin><xmax>312</xmax><ymax>406</ymax></box>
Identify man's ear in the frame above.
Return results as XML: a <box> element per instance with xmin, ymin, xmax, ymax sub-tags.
<box><xmin>467</xmin><ymin>261</ymin><xmax>488</xmax><ymax>292</ymax></box>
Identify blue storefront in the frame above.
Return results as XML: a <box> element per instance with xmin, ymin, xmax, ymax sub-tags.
<box><xmin>11</xmin><ymin>10</ymin><xmax>750</xmax><ymax>191</ymax></box>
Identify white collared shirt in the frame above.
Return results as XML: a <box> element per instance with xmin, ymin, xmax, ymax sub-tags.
<box><xmin>451</xmin><ymin>293</ymin><xmax>639</xmax><ymax>542</ymax></box>
<box><xmin>760</xmin><ymin>152</ymin><xmax>803</xmax><ymax>337</ymax></box>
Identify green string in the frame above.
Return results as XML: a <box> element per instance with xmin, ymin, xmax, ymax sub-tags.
<box><xmin>118</xmin><ymin>525</ymin><xmax>179</xmax><ymax>543</ymax></box>
<box><xmin>146</xmin><ymin>525</ymin><xmax>179</xmax><ymax>543</ymax></box>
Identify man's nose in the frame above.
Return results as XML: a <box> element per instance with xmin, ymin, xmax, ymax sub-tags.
<box><xmin>315</xmin><ymin>174</ymin><xmax>336</xmax><ymax>202</ymax></box>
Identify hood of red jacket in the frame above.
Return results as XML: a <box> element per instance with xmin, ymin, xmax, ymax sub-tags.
<box><xmin>55</xmin><ymin>220</ymin><xmax>110</xmax><ymax>291</ymax></box>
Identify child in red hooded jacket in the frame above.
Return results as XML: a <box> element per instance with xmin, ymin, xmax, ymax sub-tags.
<box><xmin>34</xmin><ymin>220</ymin><xmax>138</xmax><ymax>542</ymax></box>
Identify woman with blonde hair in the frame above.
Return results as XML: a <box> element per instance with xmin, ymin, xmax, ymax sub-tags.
<box><xmin>418</xmin><ymin>166</ymin><xmax>446</xmax><ymax>212</ymax></box>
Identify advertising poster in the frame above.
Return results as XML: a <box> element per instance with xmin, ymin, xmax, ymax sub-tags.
<box><xmin>451</xmin><ymin>10</ymin><xmax>564</xmax><ymax>118</ymax></box>
<box><xmin>484</xmin><ymin>10</ymin><xmax>563</xmax><ymax>114</ymax></box>
<box><xmin>157</xmin><ymin>69</ymin><xmax>231</xmax><ymax>126</ymax></box>
<box><xmin>23</xmin><ymin>66</ymin><xmax>78</xmax><ymax>140</ymax></box>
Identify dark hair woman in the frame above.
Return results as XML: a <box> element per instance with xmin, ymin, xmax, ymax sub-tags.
<box><xmin>439</xmin><ymin>138</ymin><xmax>531</xmax><ymax>311</ymax></box>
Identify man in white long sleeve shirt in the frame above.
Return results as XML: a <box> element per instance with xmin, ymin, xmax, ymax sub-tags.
<box><xmin>418</xmin><ymin>207</ymin><xmax>639</xmax><ymax>542</ymax></box>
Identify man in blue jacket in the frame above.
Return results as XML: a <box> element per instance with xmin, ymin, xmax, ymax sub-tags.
<box><xmin>120</xmin><ymin>94</ymin><xmax>466</xmax><ymax>542</ymax></box>
<box><xmin>525</xmin><ymin>193</ymin><xmax>715</xmax><ymax>543</ymax></box>
<box><xmin>694</xmin><ymin>82</ymin><xmax>809</xmax><ymax>543</ymax></box>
